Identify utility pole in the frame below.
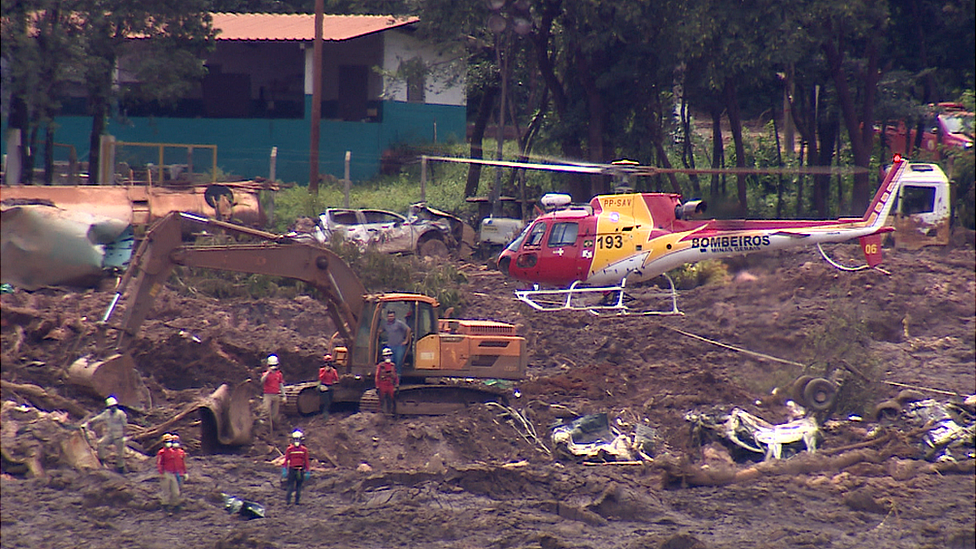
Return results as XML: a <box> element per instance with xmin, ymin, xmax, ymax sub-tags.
<box><xmin>309</xmin><ymin>0</ymin><xmax>324</xmax><ymax>195</ymax></box>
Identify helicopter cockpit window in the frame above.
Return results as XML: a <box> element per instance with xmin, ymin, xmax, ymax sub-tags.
<box><xmin>526</xmin><ymin>222</ymin><xmax>547</xmax><ymax>247</ymax></box>
<box><xmin>548</xmin><ymin>222</ymin><xmax>579</xmax><ymax>247</ymax></box>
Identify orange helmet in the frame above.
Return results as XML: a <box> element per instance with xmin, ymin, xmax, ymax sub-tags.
<box><xmin>162</xmin><ymin>433</ymin><xmax>174</xmax><ymax>442</ymax></box>
<box><xmin>324</xmin><ymin>353</ymin><xmax>333</xmax><ymax>362</ymax></box>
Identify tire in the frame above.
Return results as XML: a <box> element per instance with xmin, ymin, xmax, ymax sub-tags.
<box><xmin>873</xmin><ymin>400</ymin><xmax>903</xmax><ymax>422</ymax></box>
<box><xmin>895</xmin><ymin>389</ymin><xmax>926</xmax><ymax>405</ymax></box>
<box><xmin>803</xmin><ymin>378</ymin><xmax>838</xmax><ymax>412</ymax></box>
<box><xmin>419</xmin><ymin>238</ymin><xmax>449</xmax><ymax>258</ymax></box>
<box><xmin>791</xmin><ymin>375</ymin><xmax>815</xmax><ymax>406</ymax></box>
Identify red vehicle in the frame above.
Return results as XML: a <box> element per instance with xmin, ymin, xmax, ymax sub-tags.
<box><xmin>882</xmin><ymin>103</ymin><xmax>974</xmax><ymax>160</ymax></box>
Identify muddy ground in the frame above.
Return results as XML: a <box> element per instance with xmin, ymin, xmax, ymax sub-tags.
<box><xmin>1</xmin><ymin>239</ymin><xmax>974</xmax><ymax>549</ymax></box>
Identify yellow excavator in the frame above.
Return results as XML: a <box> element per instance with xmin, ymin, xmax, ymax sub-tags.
<box><xmin>70</xmin><ymin>211</ymin><xmax>527</xmax><ymax>445</ymax></box>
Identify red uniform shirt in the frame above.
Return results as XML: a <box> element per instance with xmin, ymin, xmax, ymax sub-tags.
<box><xmin>262</xmin><ymin>369</ymin><xmax>284</xmax><ymax>394</ymax></box>
<box><xmin>156</xmin><ymin>447</ymin><xmax>187</xmax><ymax>474</ymax></box>
<box><xmin>375</xmin><ymin>360</ymin><xmax>398</xmax><ymax>389</ymax></box>
<box><xmin>318</xmin><ymin>365</ymin><xmax>339</xmax><ymax>386</ymax></box>
<box><xmin>284</xmin><ymin>444</ymin><xmax>310</xmax><ymax>470</ymax></box>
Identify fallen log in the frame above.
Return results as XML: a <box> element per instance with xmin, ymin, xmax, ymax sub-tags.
<box><xmin>0</xmin><ymin>380</ymin><xmax>88</xmax><ymax>418</ymax></box>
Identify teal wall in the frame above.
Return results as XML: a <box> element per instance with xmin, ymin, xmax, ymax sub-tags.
<box><xmin>1</xmin><ymin>100</ymin><xmax>466</xmax><ymax>184</ymax></box>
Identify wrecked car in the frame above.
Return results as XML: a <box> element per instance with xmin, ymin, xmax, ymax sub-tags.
<box><xmin>550</xmin><ymin>413</ymin><xmax>656</xmax><ymax>463</ymax></box>
<box><xmin>686</xmin><ymin>407</ymin><xmax>821</xmax><ymax>462</ymax></box>
<box><xmin>315</xmin><ymin>202</ymin><xmax>474</xmax><ymax>258</ymax></box>
<box><xmin>876</xmin><ymin>397</ymin><xmax>975</xmax><ymax>462</ymax></box>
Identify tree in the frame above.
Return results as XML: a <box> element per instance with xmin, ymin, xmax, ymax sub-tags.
<box><xmin>80</xmin><ymin>0</ymin><xmax>215</xmax><ymax>182</ymax></box>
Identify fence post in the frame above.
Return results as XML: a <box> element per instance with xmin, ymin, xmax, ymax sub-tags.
<box><xmin>3</xmin><ymin>129</ymin><xmax>22</xmax><ymax>185</ymax></box>
<box><xmin>343</xmin><ymin>151</ymin><xmax>351</xmax><ymax>208</ymax></box>
<box><xmin>98</xmin><ymin>134</ymin><xmax>116</xmax><ymax>184</ymax></box>
<box><xmin>270</xmin><ymin>147</ymin><xmax>277</xmax><ymax>182</ymax></box>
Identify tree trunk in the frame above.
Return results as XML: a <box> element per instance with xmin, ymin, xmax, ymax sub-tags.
<box><xmin>710</xmin><ymin>105</ymin><xmax>724</xmax><ymax>202</ymax></box>
<box><xmin>577</xmin><ymin>53</ymin><xmax>607</xmax><ymax>198</ymax></box>
<box><xmin>823</xmin><ymin>38</ymin><xmax>880</xmax><ymax>213</ymax></box>
<box><xmin>44</xmin><ymin>125</ymin><xmax>55</xmax><ymax>185</ymax></box>
<box><xmin>88</xmin><ymin>93</ymin><xmax>108</xmax><ymax>184</ymax></box>
<box><xmin>465</xmin><ymin>86</ymin><xmax>498</xmax><ymax>198</ymax></box>
<box><xmin>680</xmin><ymin>98</ymin><xmax>701</xmax><ymax>196</ymax></box>
<box><xmin>814</xmin><ymin>112</ymin><xmax>839</xmax><ymax>218</ymax></box>
<box><xmin>723</xmin><ymin>78</ymin><xmax>748</xmax><ymax>216</ymax></box>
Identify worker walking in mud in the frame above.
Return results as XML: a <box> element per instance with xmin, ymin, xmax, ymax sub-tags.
<box><xmin>318</xmin><ymin>353</ymin><xmax>339</xmax><ymax>420</ymax></box>
<box><xmin>382</xmin><ymin>309</ymin><xmax>411</xmax><ymax>378</ymax></box>
<box><xmin>156</xmin><ymin>433</ymin><xmax>188</xmax><ymax>513</ymax></box>
<box><xmin>283</xmin><ymin>429</ymin><xmax>311</xmax><ymax>505</ymax></box>
<box><xmin>261</xmin><ymin>355</ymin><xmax>285</xmax><ymax>432</ymax></box>
<box><xmin>83</xmin><ymin>396</ymin><xmax>128</xmax><ymax>473</ymax></box>
<box><xmin>375</xmin><ymin>347</ymin><xmax>399</xmax><ymax>416</ymax></box>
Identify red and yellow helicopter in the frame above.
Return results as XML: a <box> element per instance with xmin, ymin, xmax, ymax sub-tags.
<box><xmin>430</xmin><ymin>154</ymin><xmax>910</xmax><ymax>314</ymax></box>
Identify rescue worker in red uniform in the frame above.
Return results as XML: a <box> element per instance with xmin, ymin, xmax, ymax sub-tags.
<box><xmin>261</xmin><ymin>355</ymin><xmax>285</xmax><ymax>432</ymax></box>
<box><xmin>156</xmin><ymin>433</ymin><xmax>187</xmax><ymax>512</ymax></box>
<box><xmin>283</xmin><ymin>429</ymin><xmax>311</xmax><ymax>505</ymax></box>
<box><xmin>318</xmin><ymin>354</ymin><xmax>339</xmax><ymax>420</ymax></box>
<box><xmin>375</xmin><ymin>347</ymin><xmax>398</xmax><ymax>416</ymax></box>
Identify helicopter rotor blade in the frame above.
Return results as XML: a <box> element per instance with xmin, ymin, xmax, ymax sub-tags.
<box><xmin>422</xmin><ymin>155</ymin><xmax>870</xmax><ymax>178</ymax></box>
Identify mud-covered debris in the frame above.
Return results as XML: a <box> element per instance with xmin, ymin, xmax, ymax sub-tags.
<box><xmin>550</xmin><ymin>413</ymin><xmax>655</xmax><ymax>463</ymax></box>
<box><xmin>686</xmin><ymin>407</ymin><xmax>820</xmax><ymax>462</ymax></box>
<box><xmin>222</xmin><ymin>492</ymin><xmax>265</xmax><ymax>519</ymax></box>
<box><xmin>899</xmin><ymin>398</ymin><xmax>975</xmax><ymax>462</ymax></box>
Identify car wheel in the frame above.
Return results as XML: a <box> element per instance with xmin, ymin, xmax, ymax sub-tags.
<box><xmin>419</xmin><ymin>239</ymin><xmax>449</xmax><ymax>258</ymax></box>
<box><xmin>872</xmin><ymin>400</ymin><xmax>903</xmax><ymax>422</ymax></box>
<box><xmin>791</xmin><ymin>375</ymin><xmax>814</xmax><ymax>406</ymax></box>
<box><xmin>803</xmin><ymin>378</ymin><xmax>838</xmax><ymax>412</ymax></box>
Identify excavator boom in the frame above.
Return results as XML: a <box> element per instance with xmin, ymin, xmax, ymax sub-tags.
<box><xmin>103</xmin><ymin>211</ymin><xmax>365</xmax><ymax>349</ymax></box>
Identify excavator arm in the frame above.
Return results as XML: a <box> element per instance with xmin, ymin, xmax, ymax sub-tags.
<box><xmin>101</xmin><ymin>211</ymin><xmax>366</xmax><ymax>352</ymax></box>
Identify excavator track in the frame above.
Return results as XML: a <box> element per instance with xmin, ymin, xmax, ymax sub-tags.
<box><xmin>359</xmin><ymin>382</ymin><xmax>511</xmax><ymax>415</ymax></box>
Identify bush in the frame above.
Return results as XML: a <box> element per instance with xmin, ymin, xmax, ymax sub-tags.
<box><xmin>667</xmin><ymin>259</ymin><xmax>730</xmax><ymax>290</ymax></box>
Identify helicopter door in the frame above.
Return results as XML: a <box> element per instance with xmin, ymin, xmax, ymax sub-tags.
<box><xmin>538</xmin><ymin>221</ymin><xmax>582</xmax><ymax>283</ymax></box>
<box><xmin>513</xmin><ymin>220</ymin><xmax>548</xmax><ymax>281</ymax></box>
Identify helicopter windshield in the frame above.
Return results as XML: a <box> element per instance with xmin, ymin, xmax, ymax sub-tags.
<box><xmin>504</xmin><ymin>224</ymin><xmax>532</xmax><ymax>252</ymax></box>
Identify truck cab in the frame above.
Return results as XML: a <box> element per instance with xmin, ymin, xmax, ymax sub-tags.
<box><xmin>885</xmin><ymin>162</ymin><xmax>952</xmax><ymax>249</ymax></box>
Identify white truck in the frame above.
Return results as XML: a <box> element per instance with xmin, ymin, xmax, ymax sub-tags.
<box><xmin>885</xmin><ymin>162</ymin><xmax>952</xmax><ymax>249</ymax></box>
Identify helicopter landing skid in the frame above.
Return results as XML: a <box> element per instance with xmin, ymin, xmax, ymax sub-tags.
<box><xmin>514</xmin><ymin>275</ymin><xmax>684</xmax><ymax>316</ymax></box>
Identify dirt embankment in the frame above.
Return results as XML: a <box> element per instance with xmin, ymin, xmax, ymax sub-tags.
<box><xmin>1</xmin><ymin>243</ymin><xmax>974</xmax><ymax>549</ymax></box>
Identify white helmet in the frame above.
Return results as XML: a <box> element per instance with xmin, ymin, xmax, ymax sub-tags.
<box><xmin>267</xmin><ymin>354</ymin><xmax>279</xmax><ymax>367</ymax></box>
<box><xmin>382</xmin><ymin>347</ymin><xmax>393</xmax><ymax>357</ymax></box>
<box><xmin>291</xmin><ymin>429</ymin><xmax>304</xmax><ymax>439</ymax></box>
<box><xmin>105</xmin><ymin>396</ymin><xmax>119</xmax><ymax>407</ymax></box>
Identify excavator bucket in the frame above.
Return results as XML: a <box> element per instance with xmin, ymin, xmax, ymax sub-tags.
<box><xmin>198</xmin><ymin>381</ymin><xmax>254</xmax><ymax>452</ymax></box>
<box><xmin>66</xmin><ymin>353</ymin><xmax>149</xmax><ymax>409</ymax></box>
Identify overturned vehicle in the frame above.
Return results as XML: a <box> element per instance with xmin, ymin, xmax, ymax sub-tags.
<box><xmin>314</xmin><ymin>202</ymin><xmax>475</xmax><ymax>258</ymax></box>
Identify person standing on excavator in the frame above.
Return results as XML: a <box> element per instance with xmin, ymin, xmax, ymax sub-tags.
<box><xmin>382</xmin><ymin>309</ymin><xmax>411</xmax><ymax>379</ymax></box>
<box><xmin>375</xmin><ymin>347</ymin><xmax>398</xmax><ymax>416</ymax></box>
<box><xmin>83</xmin><ymin>396</ymin><xmax>128</xmax><ymax>473</ymax></box>
<box><xmin>318</xmin><ymin>354</ymin><xmax>339</xmax><ymax>420</ymax></box>
<box><xmin>156</xmin><ymin>433</ymin><xmax>188</xmax><ymax>513</ymax></box>
<box><xmin>261</xmin><ymin>355</ymin><xmax>285</xmax><ymax>432</ymax></box>
<box><xmin>284</xmin><ymin>429</ymin><xmax>311</xmax><ymax>505</ymax></box>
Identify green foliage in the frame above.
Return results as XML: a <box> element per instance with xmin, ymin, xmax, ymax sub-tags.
<box><xmin>801</xmin><ymin>304</ymin><xmax>885</xmax><ymax>417</ymax></box>
<box><xmin>667</xmin><ymin>259</ymin><xmax>730</xmax><ymax>290</ymax></box>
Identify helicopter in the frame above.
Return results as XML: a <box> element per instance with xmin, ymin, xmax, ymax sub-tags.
<box><xmin>430</xmin><ymin>154</ymin><xmax>910</xmax><ymax>314</ymax></box>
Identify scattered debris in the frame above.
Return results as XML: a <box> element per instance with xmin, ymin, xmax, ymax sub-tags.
<box><xmin>550</xmin><ymin>413</ymin><xmax>655</xmax><ymax>463</ymax></box>
<box><xmin>0</xmin><ymin>204</ymin><xmax>133</xmax><ymax>290</ymax></box>
<box><xmin>222</xmin><ymin>493</ymin><xmax>265</xmax><ymax>519</ymax></box>
<box><xmin>686</xmin><ymin>407</ymin><xmax>820</xmax><ymax>462</ymax></box>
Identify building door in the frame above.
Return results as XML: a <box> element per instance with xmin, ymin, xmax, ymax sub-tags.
<box><xmin>338</xmin><ymin>65</ymin><xmax>368</xmax><ymax>121</ymax></box>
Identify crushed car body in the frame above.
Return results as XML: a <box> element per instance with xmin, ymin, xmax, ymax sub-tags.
<box><xmin>314</xmin><ymin>202</ymin><xmax>474</xmax><ymax>257</ymax></box>
<box><xmin>686</xmin><ymin>407</ymin><xmax>821</xmax><ymax>462</ymax></box>
<box><xmin>550</xmin><ymin>413</ymin><xmax>655</xmax><ymax>463</ymax></box>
